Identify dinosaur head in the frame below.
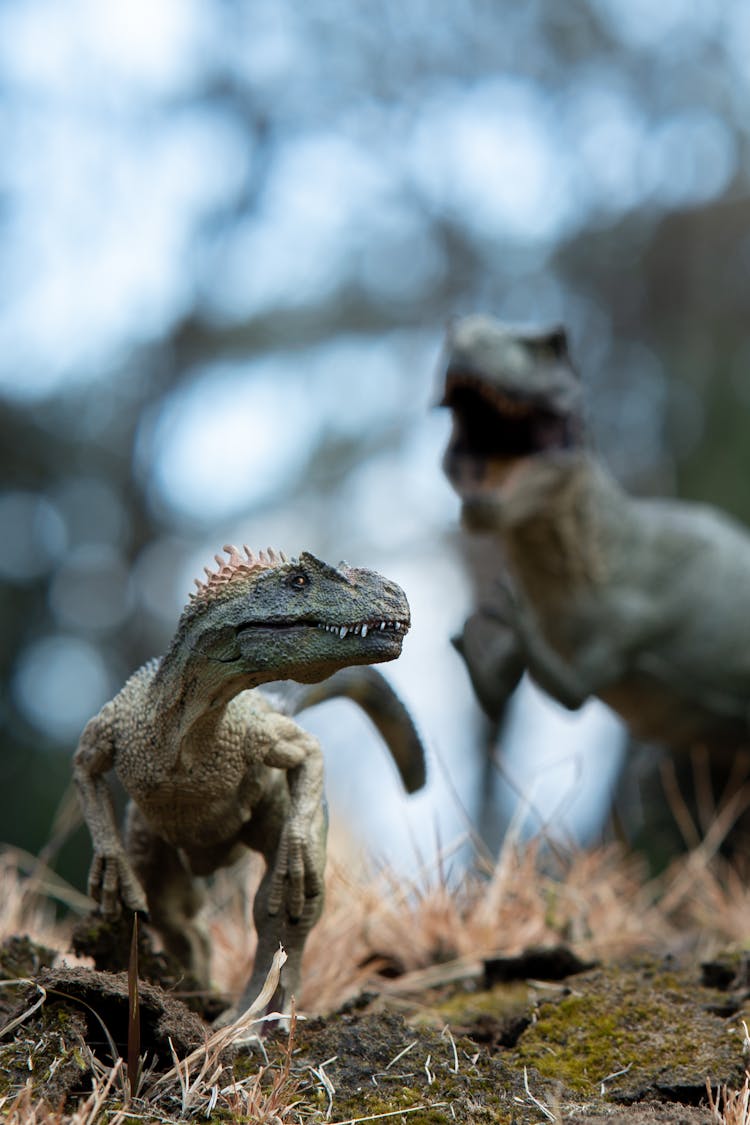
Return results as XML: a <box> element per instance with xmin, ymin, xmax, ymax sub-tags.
<box><xmin>440</xmin><ymin>315</ymin><xmax>584</xmax><ymax>528</ymax></box>
<box><xmin>174</xmin><ymin>546</ymin><xmax>411</xmax><ymax>688</ymax></box>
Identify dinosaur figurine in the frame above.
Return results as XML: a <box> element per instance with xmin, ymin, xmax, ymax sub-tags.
<box><xmin>74</xmin><ymin>546</ymin><xmax>425</xmax><ymax>1016</ymax></box>
<box><xmin>440</xmin><ymin>314</ymin><xmax>750</xmax><ymax>759</ymax></box>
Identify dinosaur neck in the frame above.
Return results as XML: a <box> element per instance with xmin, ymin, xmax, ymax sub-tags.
<box><xmin>149</xmin><ymin>637</ymin><xmax>269</xmax><ymax>741</ymax></box>
<box><xmin>501</xmin><ymin>453</ymin><xmax>617</xmax><ymax>603</ymax></box>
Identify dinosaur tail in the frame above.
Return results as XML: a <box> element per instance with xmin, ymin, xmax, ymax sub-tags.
<box><xmin>272</xmin><ymin>668</ymin><xmax>426</xmax><ymax>794</ymax></box>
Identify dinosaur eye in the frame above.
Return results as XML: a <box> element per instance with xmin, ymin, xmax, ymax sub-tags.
<box><xmin>287</xmin><ymin>572</ymin><xmax>310</xmax><ymax>590</ymax></box>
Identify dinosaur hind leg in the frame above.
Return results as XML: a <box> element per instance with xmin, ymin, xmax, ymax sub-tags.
<box><xmin>123</xmin><ymin>801</ymin><xmax>211</xmax><ymax>988</ymax></box>
<box><xmin>237</xmin><ymin>782</ymin><xmax>327</xmax><ymax>1017</ymax></box>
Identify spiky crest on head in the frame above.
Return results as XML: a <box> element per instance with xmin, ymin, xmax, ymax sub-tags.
<box><xmin>187</xmin><ymin>544</ymin><xmax>290</xmax><ymax>612</ymax></box>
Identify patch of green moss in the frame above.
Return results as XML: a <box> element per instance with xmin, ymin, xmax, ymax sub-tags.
<box><xmin>327</xmin><ymin>1084</ymin><xmax>513</xmax><ymax>1124</ymax></box>
<box><xmin>506</xmin><ymin>962</ymin><xmax>746</xmax><ymax>1100</ymax></box>
<box><xmin>512</xmin><ymin>991</ymin><xmax>643</xmax><ymax>1092</ymax></box>
<box><xmin>430</xmin><ymin>981</ymin><xmax>530</xmax><ymax>1026</ymax></box>
<box><xmin>269</xmin><ymin>1010</ymin><xmax>523</xmax><ymax>1123</ymax></box>
<box><xmin>0</xmin><ymin>1000</ymin><xmax>90</xmax><ymax>1104</ymax></box>
<box><xmin>272</xmin><ymin>958</ymin><xmax>750</xmax><ymax>1118</ymax></box>
<box><xmin>327</xmin><ymin>1086</ymin><xmax>441</xmax><ymax>1123</ymax></box>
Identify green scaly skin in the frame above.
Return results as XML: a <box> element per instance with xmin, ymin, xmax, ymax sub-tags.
<box><xmin>73</xmin><ymin>546</ymin><xmax>424</xmax><ymax>1018</ymax></box>
<box><xmin>441</xmin><ymin>314</ymin><xmax>750</xmax><ymax>752</ymax></box>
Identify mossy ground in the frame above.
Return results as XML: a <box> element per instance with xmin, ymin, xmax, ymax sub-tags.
<box><xmin>503</xmin><ymin>961</ymin><xmax>746</xmax><ymax>1102</ymax></box>
<box><xmin>3</xmin><ymin>942</ymin><xmax>749</xmax><ymax>1122</ymax></box>
<box><xmin>246</xmin><ymin>954</ymin><xmax>750</xmax><ymax>1122</ymax></box>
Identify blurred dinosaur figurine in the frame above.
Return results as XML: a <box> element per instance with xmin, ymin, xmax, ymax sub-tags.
<box><xmin>441</xmin><ymin>314</ymin><xmax>750</xmax><ymax>758</ymax></box>
<box><xmin>74</xmin><ymin>546</ymin><xmax>425</xmax><ymax>1017</ymax></box>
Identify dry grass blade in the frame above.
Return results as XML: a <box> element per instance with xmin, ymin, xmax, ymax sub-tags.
<box><xmin>441</xmin><ymin>1025</ymin><xmax>459</xmax><ymax>1073</ymax></box>
<box><xmin>126</xmin><ymin>912</ymin><xmax>140</xmax><ymax>1097</ymax></box>
<box><xmin>72</xmin><ymin>1058</ymin><xmax>130</xmax><ymax>1125</ymax></box>
<box><xmin>518</xmin><ymin>1065</ymin><xmax>559</xmax><ymax>1123</ymax></box>
<box><xmin>217</xmin><ymin>1029</ymin><xmax>301</xmax><ymax>1122</ymax></box>
<box><xmin>161</xmin><ymin>998</ymin><xmax>303</xmax><ymax>1122</ymax></box>
<box><xmin>707</xmin><ymin>1074</ymin><xmax>750</xmax><ymax>1125</ymax></box>
<box><xmin>309</xmin><ymin>1054</ymin><xmax>337</xmax><ymax>1118</ymax></box>
<box><xmin>384</xmin><ymin>1039</ymin><xmax>418</xmax><ymax>1070</ymax></box>
<box><xmin>1</xmin><ymin>845</ymin><xmax>92</xmax><ymax>916</ymax></box>
<box><xmin>163</xmin><ymin>1034</ymin><xmax>216</xmax><ymax>1117</ymax></box>
<box><xmin>29</xmin><ymin>787</ymin><xmax>87</xmax><ymax>892</ymax></box>
<box><xmin>0</xmin><ymin>1058</ymin><xmax>130</xmax><ymax>1125</ymax></box>
<box><xmin>145</xmin><ymin>944</ymin><xmax>288</xmax><ymax>1114</ymax></box>
<box><xmin>327</xmin><ymin>1106</ymin><xmax>439</xmax><ymax>1124</ymax></box>
<box><xmin>0</xmin><ymin>848</ymin><xmax>82</xmax><ymax>954</ymax></box>
<box><xmin>0</xmin><ymin>980</ymin><xmax>47</xmax><ymax>1039</ymax></box>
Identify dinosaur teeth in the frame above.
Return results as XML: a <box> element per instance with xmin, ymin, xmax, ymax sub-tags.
<box><xmin>316</xmin><ymin>619</ymin><xmax>405</xmax><ymax>636</ymax></box>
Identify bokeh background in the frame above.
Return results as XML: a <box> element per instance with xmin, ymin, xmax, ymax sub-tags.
<box><xmin>2</xmin><ymin>0</ymin><xmax>750</xmax><ymax>888</ymax></box>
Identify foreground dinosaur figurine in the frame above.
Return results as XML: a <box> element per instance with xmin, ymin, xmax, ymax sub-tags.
<box><xmin>441</xmin><ymin>314</ymin><xmax>750</xmax><ymax>754</ymax></box>
<box><xmin>74</xmin><ymin>546</ymin><xmax>424</xmax><ymax>1015</ymax></box>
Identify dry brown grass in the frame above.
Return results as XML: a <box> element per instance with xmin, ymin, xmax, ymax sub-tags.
<box><xmin>0</xmin><ymin>1064</ymin><xmax>130</xmax><ymax>1125</ymax></box>
<box><xmin>707</xmin><ymin>1072</ymin><xmax>750</xmax><ymax>1125</ymax></box>
<box><xmin>6</xmin><ymin>827</ymin><xmax>750</xmax><ymax>1013</ymax></box>
<box><xmin>149</xmin><ymin>820</ymin><xmax>750</xmax><ymax>1013</ymax></box>
<box><xmin>0</xmin><ymin>848</ymin><xmax>85</xmax><ymax>961</ymax></box>
<box><xmin>297</xmin><ymin>836</ymin><xmax>671</xmax><ymax>1009</ymax></box>
<box><xmin>0</xmin><ymin>946</ymin><xmax>305</xmax><ymax>1124</ymax></box>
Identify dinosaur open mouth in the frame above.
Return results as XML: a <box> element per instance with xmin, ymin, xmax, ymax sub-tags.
<box><xmin>441</xmin><ymin>370</ymin><xmax>576</xmax><ymax>462</ymax></box>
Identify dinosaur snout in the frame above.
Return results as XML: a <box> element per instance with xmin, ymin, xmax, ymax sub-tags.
<box><xmin>339</xmin><ymin>566</ymin><xmax>411</xmax><ymax>628</ymax></box>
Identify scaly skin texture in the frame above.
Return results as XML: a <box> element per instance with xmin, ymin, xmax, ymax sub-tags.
<box><xmin>74</xmin><ymin>546</ymin><xmax>424</xmax><ymax>1016</ymax></box>
<box><xmin>441</xmin><ymin>314</ymin><xmax>750</xmax><ymax>753</ymax></box>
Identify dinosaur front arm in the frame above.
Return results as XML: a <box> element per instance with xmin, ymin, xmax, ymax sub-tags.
<box><xmin>258</xmin><ymin>715</ymin><xmax>326</xmax><ymax>921</ymax></box>
<box><xmin>73</xmin><ymin>711</ymin><xmax>148</xmax><ymax>916</ymax></box>
<box><xmin>523</xmin><ymin>629</ymin><xmax>622</xmax><ymax>710</ymax></box>
<box><xmin>454</xmin><ymin>611</ymin><xmax>526</xmax><ymax>722</ymax></box>
<box><xmin>493</xmin><ymin>584</ymin><xmax>626</xmax><ymax>710</ymax></box>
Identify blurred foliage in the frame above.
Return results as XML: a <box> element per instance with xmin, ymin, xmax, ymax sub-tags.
<box><xmin>2</xmin><ymin>0</ymin><xmax>750</xmax><ymax>883</ymax></box>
